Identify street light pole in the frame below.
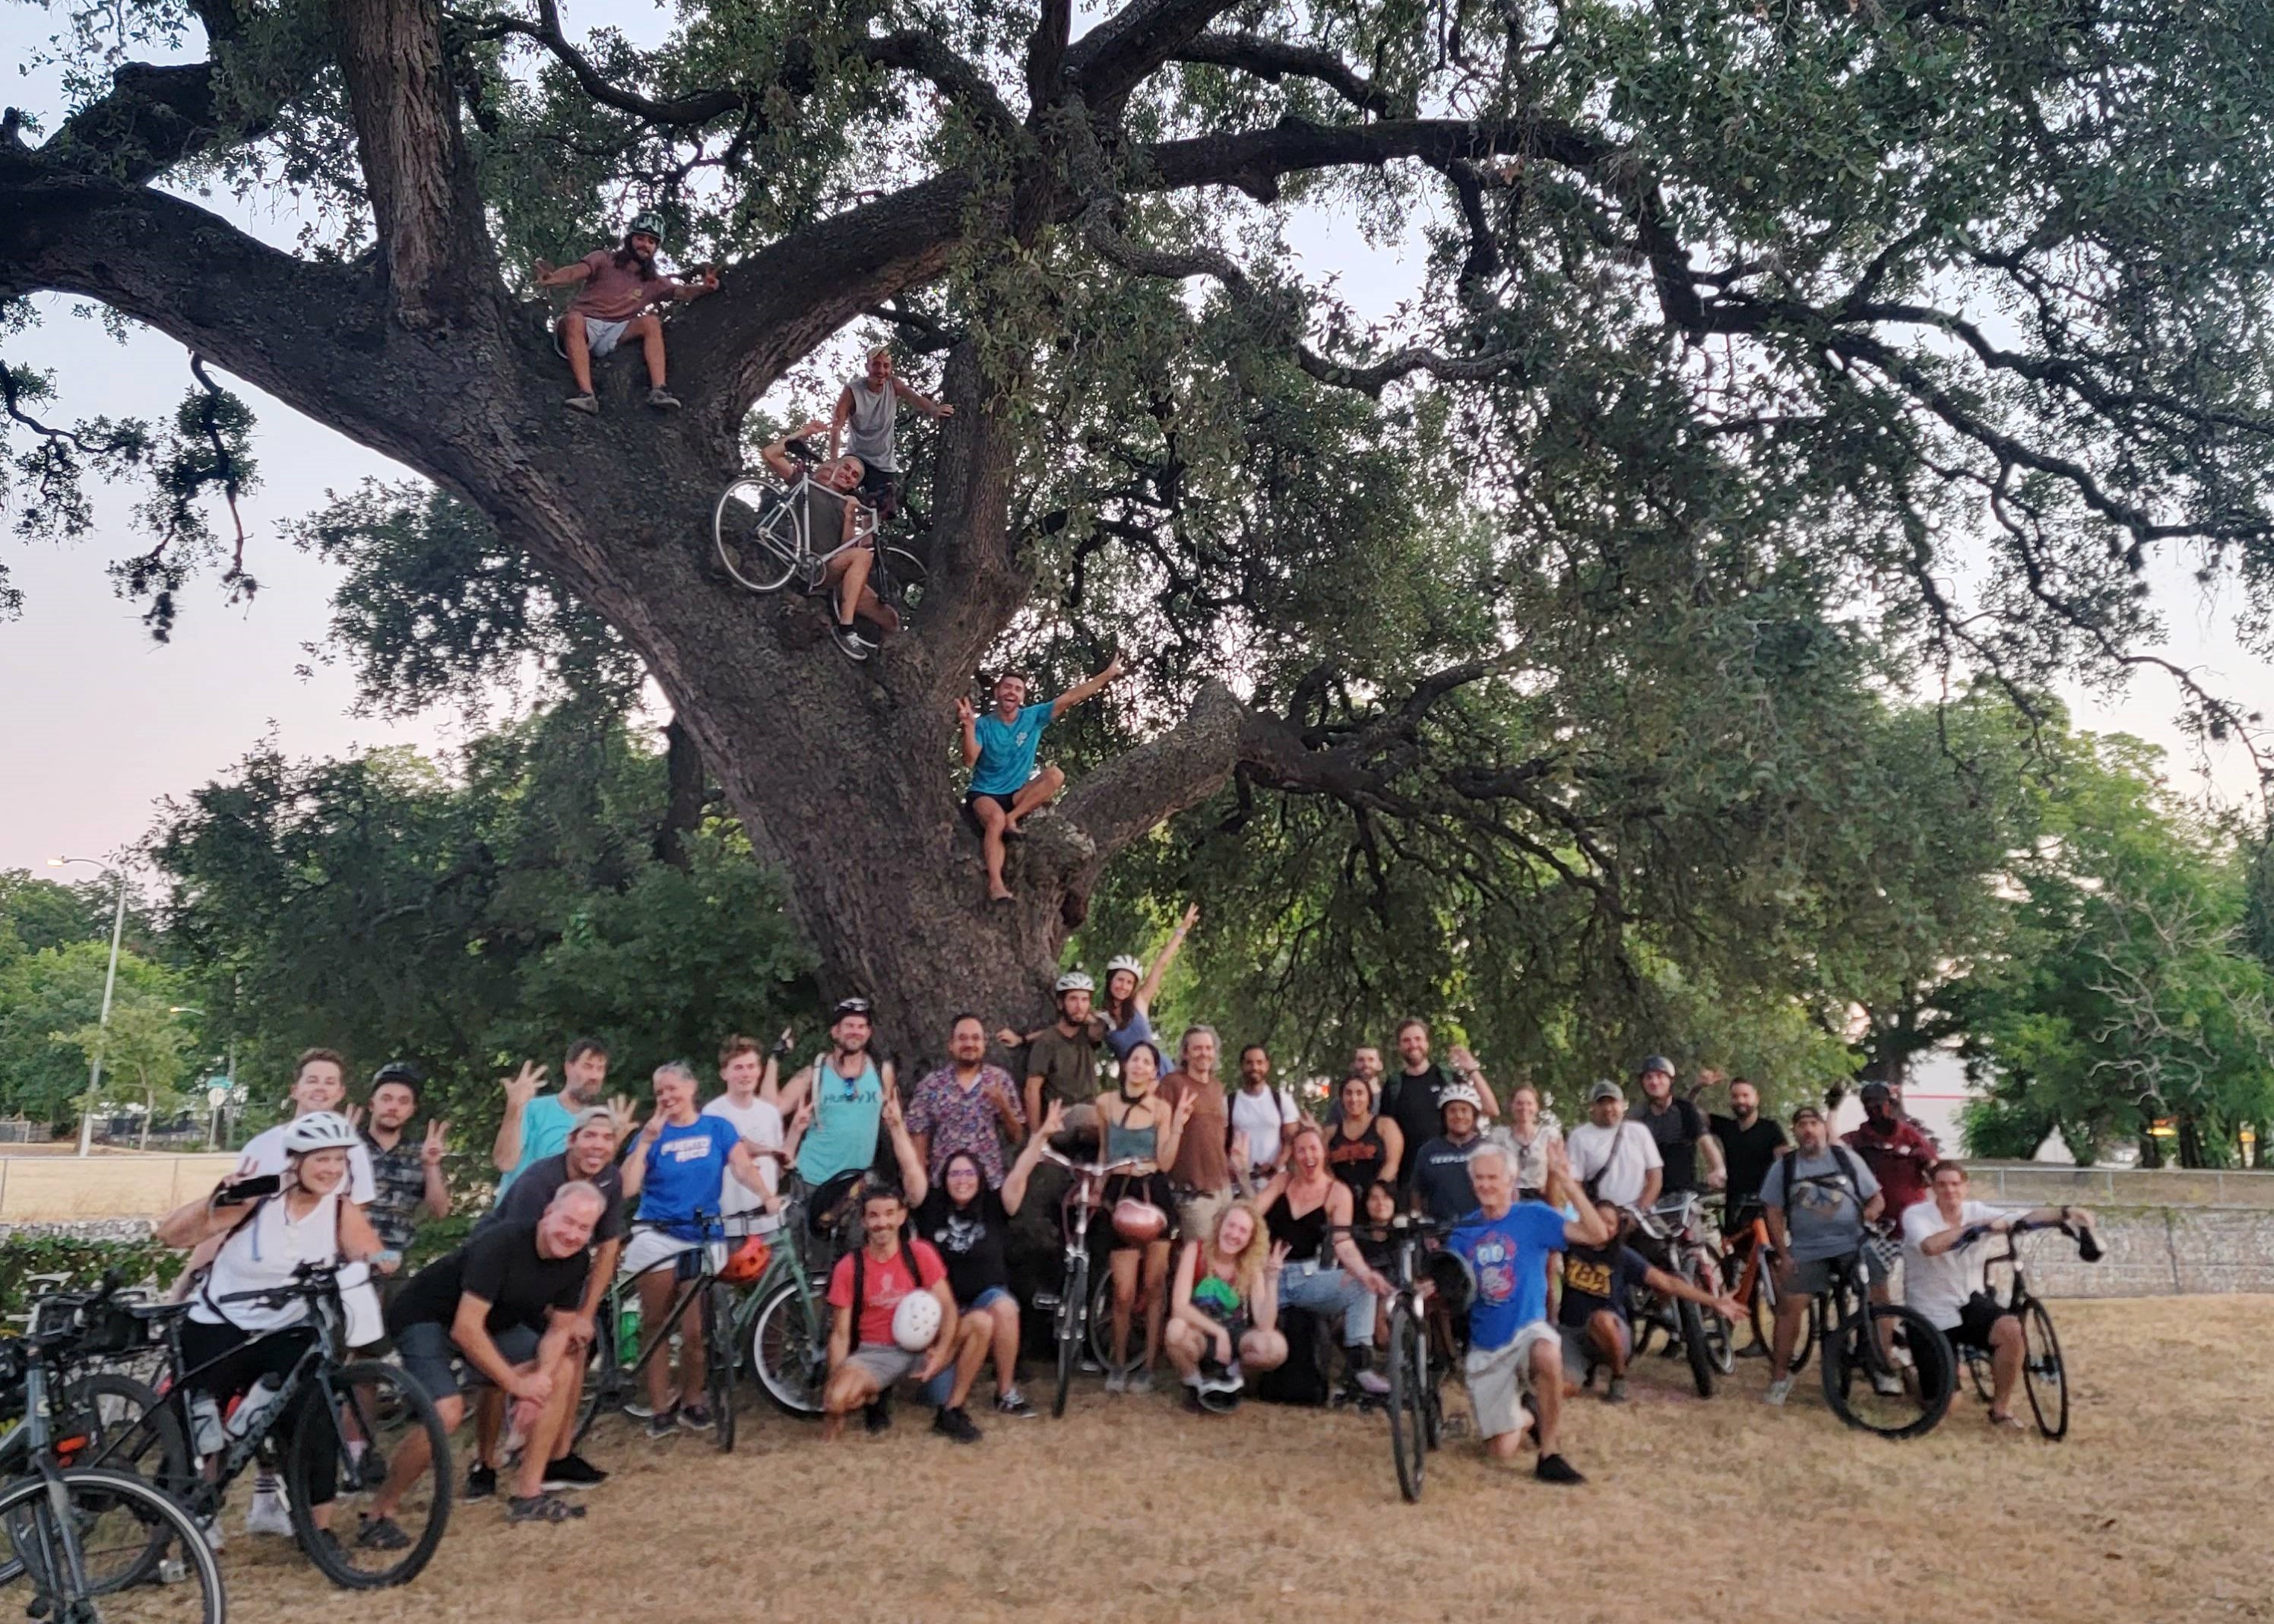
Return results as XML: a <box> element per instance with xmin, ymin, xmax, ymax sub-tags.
<box><xmin>51</xmin><ymin>857</ymin><xmax>128</xmax><ymax>1157</ymax></box>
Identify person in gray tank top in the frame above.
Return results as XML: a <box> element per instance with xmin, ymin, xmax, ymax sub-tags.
<box><xmin>829</xmin><ymin>348</ymin><xmax>955</xmax><ymax>515</ymax></box>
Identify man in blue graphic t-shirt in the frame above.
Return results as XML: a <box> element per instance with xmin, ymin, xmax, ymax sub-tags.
<box><xmin>1447</xmin><ymin>1138</ymin><xmax>1610</xmax><ymax>1485</ymax></box>
<box><xmin>955</xmin><ymin>654</ymin><xmax>1124</xmax><ymax>901</ymax></box>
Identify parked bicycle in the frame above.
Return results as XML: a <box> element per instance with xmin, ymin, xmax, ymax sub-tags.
<box><xmin>1717</xmin><ymin>1197</ymin><xmax>1816</xmax><ymax>1372</ymax></box>
<box><xmin>1813</xmin><ymin>1236</ymin><xmax>1954</xmax><ymax>1440</ymax></box>
<box><xmin>1622</xmin><ymin>1192</ymin><xmax>1727</xmax><ymax>1397</ymax></box>
<box><xmin>712</xmin><ymin>440</ymin><xmax>928</xmax><ymax>613</ymax></box>
<box><xmin>1031</xmin><ymin>1145</ymin><xmax>1145</xmax><ymax>1417</ymax></box>
<box><xmin>100</xmin><ymin>1262</ymin><xmax>454</xmax><ymax>1588</ymax></box>
<box><xmin>0</xmin><ymin>1283</ymin><xmax>221</xmax><ymax>1624</ymax></box>
<box><xmin>1949</xmin><ymin>1216</ymin><xmax>2098</xmax><ymax>1439</ymax></box>
<box><xmin>574</xmin><ymin>1210</ymin><xmax>749</xmax><ymax>1451</ymax></box>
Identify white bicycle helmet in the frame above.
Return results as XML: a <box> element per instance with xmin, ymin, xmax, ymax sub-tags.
<box><xmin>1054</xmin><ymin>970</ymin><xmax>1095</xmax><ymax>996</ymax></box>
<box><xmin>282</xmin><ymin>1111</ymin><xmax>359</xmax><ymax>1154</ymax></box>
<box><xmin>1104</xmin><ymin>954</ymin><xmax>1145</xmax><ymax>979</ymax></box>
<box><xmin>1438</xmin><ymin>1081</ymin><xmax>1483</xmax><ymax>1115</ymax></box>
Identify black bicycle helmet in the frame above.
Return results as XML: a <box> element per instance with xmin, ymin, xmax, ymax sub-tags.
<box><xmin>831</xmin><ymin>996</ymin><xmax>873</xmax><ymax>1023</ymax></box>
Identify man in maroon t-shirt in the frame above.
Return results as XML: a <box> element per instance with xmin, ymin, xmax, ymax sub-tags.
<box><xmin>819</xmin><ymin>1185</ymin><xmax>992</xmax><ymax>1443</ymax></box>
<box><xmin>1841</xmin><ymin>1081</ymin><xmax>1938</xmax><ymax>1230</ymax></box>
<box><xmin>534</xmin><ymin>213</ymin><xmax>717</xmax><ymax>415</ymax></box>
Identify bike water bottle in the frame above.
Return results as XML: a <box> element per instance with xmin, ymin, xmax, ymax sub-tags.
<box><xmin>226</xmin><ymin>1375</ymin><xmax>282</xmax><ymax>1439</ymax></box>
<box><xmin>187</xmin><ymin>1393</ymin><xmax>225</xmax><ymax>1457</ymax></box>
<box><xmin>617</xmin><ymin>1300</ymin><xmax>641</xmax><ymax>1360</ymax></box>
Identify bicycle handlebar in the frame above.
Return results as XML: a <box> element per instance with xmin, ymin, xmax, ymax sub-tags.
<box><xmin>1036</xmin><ymin>1147</ymin><xmax>1148</xmax><ymax>1181</ymax></box>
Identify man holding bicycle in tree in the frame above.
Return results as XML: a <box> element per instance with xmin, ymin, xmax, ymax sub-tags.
<box><xmin>534</xmin><ymin>214</ymin><xmax>717</xmax><ymax>416</ymax></box>
<box><xmin>1904</xmin><ymin>1162</ymin><xmax>2094</xmax><ymax>1432</ymax></box>
<box><xmin>957</xmin><ymin>656</ymin><xmax>1125</xmax><ymax>901</ymax></box>
<box><xmin>758</xmin><ymin>421</ymin><xmax>897</xmax><ymax>661</ymax></box>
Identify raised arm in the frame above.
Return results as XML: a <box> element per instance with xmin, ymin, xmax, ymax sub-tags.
<box><xmin>531</xmin><ymin>255</ymin><xmax>592</xmax><ymax>289</ymax></box>
<box><xmin>1446</xmin><ymin>1045</ymin><xmax>1500</xmax><ymax>1119</ymax></box>
<box><xmin>773</xmin><ymin>1062</ymin><xmax>817</xmax><ymax>1120</ymax></box>
<box><xmin>1135</xmin><ymin>904</ymin><xmax>1199</xmax><ymax>1011</ymax></box>
<box><xmin>882</xmin><ymin>1094</ymin><xmax>927</xmax><ymax>1205</ymax></box>
<box><xmin>668</xmin><ymin>264</ymin><xmax>720</xmax><ymax>302</ymax></box>
<box><xmin>891</xmin><ymin>376</ymin><xmax>955</xmax><ymax>419</ymax></box>
<box><xmin>1048</xmin><ymin>651</ymin><xmax>1126</xmax><ymax>721</ymax></box>
<box><xmin>761</xmin><ymin>419</ymin><xmax>829</xmax><ymax>483</ymax></box>
<box><xmin>958</xmin><ymin>697</ymin><xmax>983</xmax><ymax>769</ymax></box>
<box><xmin>489</xmin><ymin>1061</ymin><xmax>546</xmax><ymax>1173</ymax></box>
<box><xmin>829</xmin><ymin>385</ymin><xmax>854</xmax><ymax>462</ymax></box>
<box><xmin>1154</xmin><ymin>1090</ymin><xmax>1194</xmax><ymax>1171</ymax></box>
<box><xmin>1001</xmin><ymin>1101</ymin><xmax>1063</xmax><ymax>1216</ymax></box>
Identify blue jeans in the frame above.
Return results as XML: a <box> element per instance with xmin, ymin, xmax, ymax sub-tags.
<box><xmin>1277</xmin><ymin>1262</ymin><xmax>1373</xmax><ymax>1346</ymax></box>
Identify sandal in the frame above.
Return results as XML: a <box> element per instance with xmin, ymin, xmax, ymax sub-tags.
<box><xmin>1987</xmin><ymin>1410</ymin><xmax>2027</xmax><ymax>1431</ymax></box>
<box><xmin>506</xmin><ymin>1493</ymin><xmax>588</xmax><ymax>1525</ymax></box>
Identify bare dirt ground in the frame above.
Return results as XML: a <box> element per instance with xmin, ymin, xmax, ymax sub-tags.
<box><xmin>220</xmin><ymin>1295</ymin><xmax>2269</xmax><ymax>1624</ymax></box>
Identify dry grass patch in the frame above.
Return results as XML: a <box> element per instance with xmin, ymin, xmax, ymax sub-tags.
<box><xmin>220</xmin><ymin>1296</ymin><xmax>2272</xmax><ymax>1624</ymax></box>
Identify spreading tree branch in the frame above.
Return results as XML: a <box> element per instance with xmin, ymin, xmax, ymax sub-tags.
<box><xmin>1169</xmin><ymin>33</ymin><xmax>1401</xmax><ymax>117</ymax></box>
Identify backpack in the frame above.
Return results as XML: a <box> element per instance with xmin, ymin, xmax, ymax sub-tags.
<box><xmin>1251</xmin><ymin>1306</ymin><xmax>1331</xmax><ymax>1406</ymax></box>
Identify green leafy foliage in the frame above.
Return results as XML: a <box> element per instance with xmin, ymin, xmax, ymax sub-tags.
<box><xmin>0</xmin><ymin>1234</ymin><xmax>179</xmax><ymax>1322</ymax></box>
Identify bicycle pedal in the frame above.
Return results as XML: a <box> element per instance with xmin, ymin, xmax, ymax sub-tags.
<box><xmin>1031</xmin><ymin>1293</ymin><xmax>1061</xmax><ymax>1311</ymax></box>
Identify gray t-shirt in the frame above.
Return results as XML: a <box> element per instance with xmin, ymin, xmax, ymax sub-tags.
<box><xmin>1759</xmin><ymin>1146</ymin><xmax>1880</xmax><ymax>1262</ymax></box>
<box><xmin>844</xmin><ymin>377</ymin><xmax>897</xmax><ymax>472</ymax></box>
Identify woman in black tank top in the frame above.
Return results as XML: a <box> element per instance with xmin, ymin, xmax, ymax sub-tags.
<box><xmin>1326</xmin><ymin>1077</ymin><xmax>1403</xmax><ymax>1197</ymax></box>
<box><xmin>1252</xmin><ymin>1125</ymin><xmax>1398</xmax><ymax>1397</ymax></box>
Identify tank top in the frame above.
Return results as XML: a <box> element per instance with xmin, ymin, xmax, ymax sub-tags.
<box><xmin>1192</xmin><ymin>1265</ymin><xmax>1245</xmax><ymax>1326</ymax></box>
<box><xmin>1265</xmin><ymin>1187</ymin><xmax>1331</xmax><ymax>1265</ymax></box>
<box><xmin>1104</xmin><ymin>1097</ymin><xmax>1161</xmax><ymax>1163</ymax></box>
<box><xmin>1327</xmin><ymin>1119</ymin><xmax>1387</xmax><ymax>1195</ymax></box>
<box><xmin>1103</xmin><ymin>1005</ymin><xmax>1155</xmax><ymax>1062</ymax></box>
<box><xmin>844</xmin><ymin>377</ymin><xmax>897</xmax><ymax>471</ymax></box>
<box><xmin>193</xmin><ymin>1191</ymin><xmax>342</xmax><ymax>1331</ymax></box>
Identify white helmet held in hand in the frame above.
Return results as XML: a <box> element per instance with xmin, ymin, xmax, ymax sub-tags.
<box><xmin>282</xmin><ymin>1111</ymin><xmax>359</xmax><ymax>1154</ymax></box>
<box><xmin>891</xmin><ymin>1290</ymin><xmax>942</xmax><ymax>1352</ymax></box>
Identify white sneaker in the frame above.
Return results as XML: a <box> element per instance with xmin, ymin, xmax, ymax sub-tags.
<box><xmin>201</xmin><ymin>1518</ymin><xmax>225</xmax><ymax>1553</ymax></box>
<box><xmin>1763</xmin><ymin>1376</ymin><xmax>1794</xmax><ymax>1407</ymax></box>
<box><xmin>1103</xmin><ymin>1369</ymin><xmax>1128</xmax><ymax>1395</ymax></box>
<box><xmin>245</xmin><ymin>1480</ymin><xmax>293</xmax><ymax>1535</ymax></box>
<box><xmin>1871</xmin><ymin>1371</ymin><xmax>1904</xmax><ymax>1397</ymax></box>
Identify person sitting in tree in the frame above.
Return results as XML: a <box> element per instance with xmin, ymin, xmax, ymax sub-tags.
<box><xmin>756</xmin><ymin>420</ymin><xmax>895</xmax><ymax>662</ymax></box>
<box><xmin>534</xmin><ymin>213</ymin><xmax>717</xmax><ymax>416</ymax></box>
<box><xmin>955</xmin><ymin>656</ymin><xmax>1125</xmax><ymax>901</ymax></box>
<box><xmin>828</xmin><ymin>347</ymin><xmax>955</xmax><ymax>518</ymax></box>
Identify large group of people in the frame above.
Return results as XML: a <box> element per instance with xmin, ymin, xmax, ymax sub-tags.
<box><xmin>150</xmin><ymin>942</ymin><xmax>2089</xmax><ymax>1553</ymax></box>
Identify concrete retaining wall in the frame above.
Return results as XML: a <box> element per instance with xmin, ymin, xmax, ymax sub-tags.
<box><xmin>1960</xmin><ymin>1162</ymin><xmax>2274</xmax><ymax>1298</ymax></box>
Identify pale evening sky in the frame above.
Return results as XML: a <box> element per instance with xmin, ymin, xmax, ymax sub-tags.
<box><xmin>3</xmin><ymin>4</ymin><xmax>2266</xmax><ymax>883</ymax></box>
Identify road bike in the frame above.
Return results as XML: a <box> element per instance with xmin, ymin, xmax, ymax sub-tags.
<box><xmin>1813</xmin><ymin>1235</ymin><xmax>1954</xmax><ymax>1440</ymax></box>
<box><xmin>712</xmin><ymin>442</ymin><xmax>929</xmax><ymax>614</ymax></box>
<box><xmin>1031</xmin><ymin>1146</ymin><xmax>1145</xmax><ymax>1417</ymax></box>
<box><xmin>0</xmin><ymin>1296</ymin><xmax>224</xmax><ymax>1624</ymax></box>
<box><xmin>1622</xmin><ymin>1192</ymin><xmax>1725</xmax><ymax>1397</ymax></box>
<box><xmin>91</xmin><ymin>1262</ymin><xmax>452</xmax><ymax>1588</ymax></box>
<box><xmin>1718</xmin><ymin>1198</ymin><xmax>1816</xmax><ymax>1372</ymax></box>
<box><xmin>1949</xmin><ymin>1216</ymin><xmax>2098</xmax><ymax>1439</ymax></box>
<box><xmin>575</xmin><ymin>1211</ymin><xmax>746</xmax><ymax>1451</ymax></box>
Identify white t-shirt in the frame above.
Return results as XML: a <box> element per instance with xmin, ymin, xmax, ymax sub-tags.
<box><xmin>1902</xmin><ymin>1198</ymin><xmax>2000</xmax><ymax>1330</ymax></box>
<box><xmin>1564</xmin><ymin>1119</ymin><xmax>1661</xmax><ymax>1207</ymax></box>
<box><xmin>1229</xmin><ymin>1085</ymin><xmax>1300</xmax><ymax>1172</ymax></box>
<box><xmin>702</xmin><ymin>1093</ymin><xmax>784</xmax><ymax>1224</ymax></box>
<box><xmin>239</xmin><ymin>1123</ymin><xmax>376</xmax><ymax>1205</ymax></box>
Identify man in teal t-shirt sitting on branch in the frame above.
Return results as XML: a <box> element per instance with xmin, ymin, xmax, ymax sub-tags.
<box><xmin>955</xmin><ymin>654</ymin><xmax>1123</xmax><ymax>902</ymax></box>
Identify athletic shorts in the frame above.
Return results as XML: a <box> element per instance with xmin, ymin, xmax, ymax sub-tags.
<box><xmin>619</xmin><ymin>1225</ymin><xmax>700</xmax><ymax>1280</ymax></box>
<box><xmin>1463</xmin><ymin>1320</ymin><xmax>1558</xmax><ymax>1440</ymax></box>
<box><xmin>1785</xmin><ymin>1249</ymin><xmax>1888</xmax><ymax>1299</ymax></box>
<box><xmin>394</xmin><ymin>1319</ymin><xmax>542</xmax><ymax>1404</ymax></box>
<box><xmin>964</xmin><ymin>1286</ymin><xmax>1015</xmax><ymax>1313</ymax></box>
<box><xmin>1950</xmin><ymin>1294</ymin><xmax>2014</xmax><ymax>1352</ymax></box>
<box><xmin>577</xmin><ymin>315</ymin><xmax>631</xmax><ymax>357</ymax></box>
<box><xmin>963</xmin><ymin>790</ymin><xmax>1019</xmax><ymax>825</ymax></box>
<box><xmin>1559</xmin><ymin>1317</ymin><xmax>1630</xmax><ymax>1382</ymax></box>
<box><xmin>845</xmin><ymin>1343</ymin><xmax>953</xmax><ymax>1405</ymax></box>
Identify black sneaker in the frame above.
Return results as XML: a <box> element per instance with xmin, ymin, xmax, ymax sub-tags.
<box><xmin>356</xmin><ymin>1515</ymin><xmax>411</xmax><ymax>1551</ymax></box>
<box><xmin>831</xmin><ymin>622</ymin><xmax>869</xmax><ymax>662</ymax></box>
<box><xmin>863</xmin><ymin>1398</ymin><xmax>892</xmax><ymax>1435</ymax></box>
<box><xmin>932</xmin><ymin>1406</ymin><xmax>983</xmax><ymax>1444</ymax></box>
<box><xmin>643</xmin><ymin>1407</ymin><xmax>679</xmax><ymax>1440</ymax></box>
<box><xmin>1182</xmin><ymin>1383</ymin><xmax>1204</xmax><ymax>1413</ymax></box>
<box><xmin>540</xmin><ymin>1452</ymin><xmax>608</xmax><ymax>1490</ymax></box>
<box><xmin>1535</xmin><ymin>1452</ymin><xmax>1586</xmax><ymax>1486</ymax></box>
<box><xmin>464</xmin><ymin>1463</ymin><xmax>496</xmax><ymax>1501</ymax></box>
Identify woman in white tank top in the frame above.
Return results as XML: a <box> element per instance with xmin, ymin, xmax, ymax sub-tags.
<box><xmin>157</xmin><ymin>1110</ymin><xmax>382</xmax><ymax>1540</ymax></box>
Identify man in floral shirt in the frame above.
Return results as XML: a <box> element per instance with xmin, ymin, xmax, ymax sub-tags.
<box><xmin>906</xmin><ymin>1015</ymin><xmax>1026</xmax><ymax>1185</ymax></box>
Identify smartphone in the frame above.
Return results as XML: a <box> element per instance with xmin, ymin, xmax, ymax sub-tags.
<box><xmin>212</xmin><ymin>1173</ymin><xmax>283</xmax><ymax>1207</ymax></box>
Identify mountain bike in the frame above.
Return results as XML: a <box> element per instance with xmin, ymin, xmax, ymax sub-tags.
<box><xmin>1031</xmin><ymin>1146</ymin><xmax>1145</xmax><ymax>1417</ymax></box>
<box><xmin>0</xmin><ymin>1281</ymin><xmax>189</xmax><ymax>1498</ymax></box>
<box><xmin>1949</xmin><ymin>1217</ymin><xmax>2097</xmax><ymax>1439</ymax></box>
<box><xmin>1814</xmin><ymin>1236</ymin><xmax>1954</xmax><ymax>1440</ymax></box>
<box><xmin>712</xmin><ymin>443</ymin><xmax>929</xmax><ymax>615</ymax></box>
<box><xmin>575</xmin><ymin>1211</ymin><xmax>744</xmax><ymax>1451</ymax></box>
<box><xmin>739</xmin><ymin>1183</ymin><xmax>844</xmax><ymax>1419</ymax></box>
<box><xmin>100</xmin><ymin>1262</ymin><xmax>453</xmax><ymax>1588</ymax></box>
<box><xmin>0</xmin><ymin>1304</ymin><xmax>223</xmax><ymax>1624</ymax></box>
<box><xmin>1623</xmin><ymin>1192</ymin><xmax>1724</xmax><ymax>1396</ymax></box>
<box><xmin>1718</xmin><ymin>1198</ymin><xmax>1815</xmax><ymax>1372</ymax></box>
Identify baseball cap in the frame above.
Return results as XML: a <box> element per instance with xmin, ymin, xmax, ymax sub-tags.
<box><xmin>570</xmin><ymin>1105</ymin><xmax>618</xmax><ymax>1134</ymax></box>
<box><xmin>1791</xmin><ymin>1102</ymin><xmax>1825</xmax><ymax>1124</ymax></box>
<box><xmin>1636</xmin><ymin>1055</ymin><xmax>1675</xmax><ymax>1077</ymax></box>
<box><xmin>1587</xmin><ymin>1079</ymin><xmax>1625</xmax><ymax>1104</ymax></box>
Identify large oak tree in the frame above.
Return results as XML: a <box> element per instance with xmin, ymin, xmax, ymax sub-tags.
<box><xmin>6</xmin><ymin>0</ymin><xmax>2272</xmax><ymax>1050</ymax></box>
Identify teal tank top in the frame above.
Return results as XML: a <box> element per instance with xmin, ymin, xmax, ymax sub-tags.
<box><xmin>1105</xmin><ymin>1100</ymin><xmax>1159</xmax><ymax>1162</ymax></box>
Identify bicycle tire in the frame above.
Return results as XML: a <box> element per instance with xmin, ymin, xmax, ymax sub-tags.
<box><xmin>749</xmin><ymin>1278</ymin><xmax>828</xmax><ymax>1417</ymax></box>
<box><xmin>1690</xmin><ymin>1253</ymin><xmax>1736</xmax><ymax>1376</ymax></box>
<box><xmin>1677</xmin><ymin>1296</ymin><xmax>1716</xmax><ymax>1398</ymax></box>
<box><xmin>1964</xmin><ymin>1344</ymin><xmax>1994</xmax><ymax>1404</ymax></box>
<box><xmin>1821</xmin><ymin>1303</ymin><xmax>1953</xmax><ymax>1441</ymax></box>
<box><xmin>705</xmin><ymin>1284</ymin><xmax>737</xmax><ymax>1453</ymax></box>
<box><xmin>1749</xmin><ymin>1267</ymin><xmax>1814</xmax><ymax>1372</ymax></box>
<box><xmin>876</xmin><ymin>545</ymin><xmax>929</xmax><ymax>613</ymax></box>
<box><xmin>1387</xmin><ymin>1301</ymin><xmax>1427</xmax><ymax>1502</ymax></box>
<box><xmin>714</xmin><ymin>480</ymin><xmax>801</xmax><ymax>593</ymax></box>
<box><xmin>572</xmin><ymin>1306</ymin><xmax>617</xmax><ymax>1445</ymax></box>
<box><xmin>0</xmin><ymin>1465</ymin><xmax>224</xmax><ymax>1623</ymax></box>
<box><xmin>2023</xmin><ymin>1300</ymin><xmax>2068</xmax><ymax>1440</ymax></box>
<box><xmin>1085</xmin><ymin>1272</ymin><xmax>1118</xmax><ymax>1374</ymax></box>
<box><xmin>286</xmin><ymin>1360</ymin><xmax>452</xmax><ymax>1589</ymax></box>
<box><xmin>1053</xmin><ymin>1255</ymin><xmax>1089</xmax><ymax>1420</ymax></box>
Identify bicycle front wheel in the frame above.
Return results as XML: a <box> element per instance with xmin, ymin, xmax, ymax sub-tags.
<box><xmin>1822</xmin><ymin>1303</ymin><xmax>1953</xmax><ymax>1440</ymax></box>
<box><xmin>714</xmin><ymin>480</ymin><xmax>802</xmax><ymax>592</ymax></box>
<box><xmin>287</xmin><ymin>1359</ymin><xmax>452</xmax><ymax>1589</ymax></box>
<box><xmin>1387</xmin><ymin>1300</ymin><xmax>1428</xmax><ymax>1502</ymax></box>
<box><xmin>1677</xmin><ymin>1296</ymin><xmax>1717</xmax><ymax>1398</ymax></box>
<box><xmin>749</xmin><ymin>1277</ymin><xmax>828</xmax><ymax>1417</ymax></box>
<box><xmin>2023</xmin><ymin>1301</ymin><xmax>2068</xmax><ymax>1440</ymax></box>
<box><xmin>1053</xmin><ymin>1255</ymin><xmax>1090</xmax><ymax>1420</ymax></box>
<box><xmin>0</xmin><ymin>1465</ymin><xmax>224</xmax><ymax>1624</ymax></box>
<box><xmin>705</xmin><ymin>1284</ymin><xmax>738</xmax><ymax>1452</ymax></box>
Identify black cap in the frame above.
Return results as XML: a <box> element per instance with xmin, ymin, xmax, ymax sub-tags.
<box><xmin>831</xmin><ymin>997</ymin><xmax>874</xmax><ymax>1022</ymax></box>
<box><xmin>371</xmin><ymin>1060</ymin><xmax>424</xmax><ymax>1087</ymax></box>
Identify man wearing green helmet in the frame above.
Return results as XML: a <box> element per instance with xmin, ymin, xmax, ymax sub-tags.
<box><xmin>534</xmin><ymin>213</ymin><xmax>717</xmax><ymax>415</ymax></box>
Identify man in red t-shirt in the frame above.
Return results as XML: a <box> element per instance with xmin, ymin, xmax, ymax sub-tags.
<box><xmin>1842</xmin><ymin>1081</ymin><xmax>1938</xmax><ymax>1230</ymax></box>
<box><xmin>821</xmin><ymin>1184</ymin><xmax>992</xmax><ymax>1443</ymax></box>
<box><xmin>534</xmin><ymin>214</ymin><xmax>717</xmax><ymax>416</ymax></box>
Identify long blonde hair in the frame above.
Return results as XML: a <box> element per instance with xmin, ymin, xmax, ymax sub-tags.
<box><xmin>1210</xmin><ymin>1199</ymin><xmax>1272</xmax><ymax>1301</ymax></box>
